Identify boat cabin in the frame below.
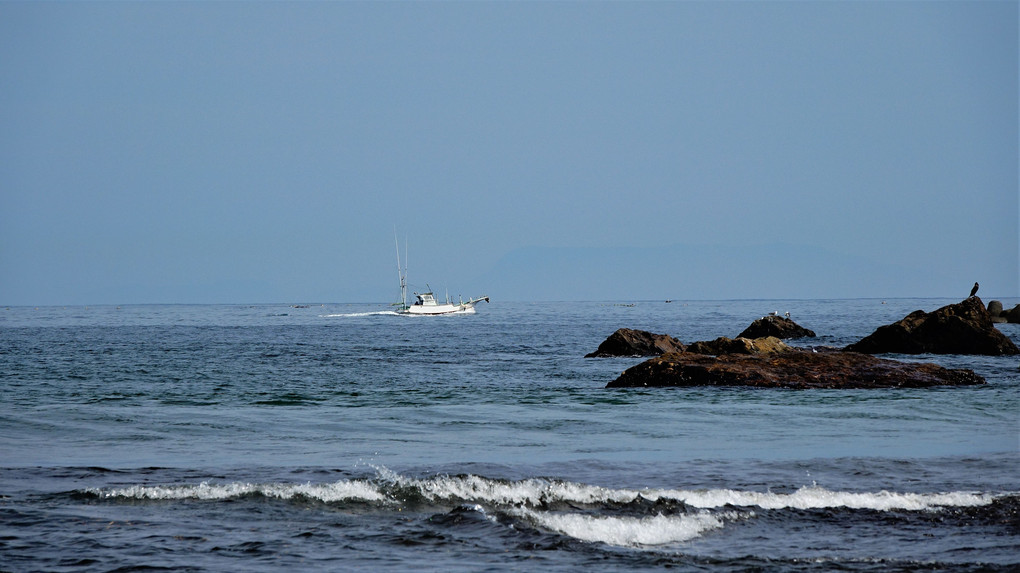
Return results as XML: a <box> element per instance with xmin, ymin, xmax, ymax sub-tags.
<box><xmin>414</xmin><ymin>292</ymin><xmax>438</xmax><ymax>306</ymax></box>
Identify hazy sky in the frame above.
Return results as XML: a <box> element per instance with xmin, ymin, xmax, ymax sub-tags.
<box><xmin>2</xmin><ymin>1</ymin><xmax>1017</xmax><ymax>305</ymax></box>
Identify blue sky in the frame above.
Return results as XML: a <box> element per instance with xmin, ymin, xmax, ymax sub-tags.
<box><xmin>1</xmin><ymin>1</ymin><xmax>1016</xmax><ymax>305</ymax></box>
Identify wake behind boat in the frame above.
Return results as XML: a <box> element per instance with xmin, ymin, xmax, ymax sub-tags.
<box><xmin>393</xmin><ymin>236</ymin><xmax>488</xmax><ymax>315</ymax></box>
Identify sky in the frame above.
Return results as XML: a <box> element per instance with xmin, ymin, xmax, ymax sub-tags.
<box><xmin>1</xmin><ymin>1</ymin><xmax>1017</xmax><ymax>305</ymax></box>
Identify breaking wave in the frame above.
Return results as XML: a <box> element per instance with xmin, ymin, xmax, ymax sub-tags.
<box><xmin>512</xmin><ymin>508</ymin><xmax>734</xmax><ymax>546</ymax></box>
<box><xmin>86</xmin><ymin>479</ymin><xmax>387</xmax><ymax>502</ymax></box>
<box><xmin>82</xmin><ymin>467</ymin><xmax>1010</xmax><ymax>549</ymax></box>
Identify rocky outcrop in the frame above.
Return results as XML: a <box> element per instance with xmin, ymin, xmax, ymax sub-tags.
<box><xmin>606</xmin><ymin>349</ymin><xmax>985</xmax><ymax>389</ymax></box>
<box><xmin>686</xmin><ymin>336</ymin><xmax>789</xmax><ymax>355</ymax></box>
<box><xmin>737</xmin><ymin>315</ymin><xmax>816</xmax><ymax>339</ymax></box>
<box><xmin>845</xmin><ymin>297</ymin><xmax>1019</xmax><ymax>355</ymax></box>
<box><xmin>1005</xmin><ymin>304</ymin><xmax>1020</xmax><ymax>324</ymax></box>
<box><xmin>987</xmin><ymin>300</ymin><xmax>1005</xmax><ymax>323</ymax></box>
<box><xmin>977</xmin><ymin>300</ymin><xmax>1020</xmax><ymax>324</ymax></box>
<box><xmin>586</xmin><ymin>328</ymin><xmax>685</xmax><ymax>357</ymax></box>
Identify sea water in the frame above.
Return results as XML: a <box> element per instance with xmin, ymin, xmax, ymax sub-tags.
<box><xmin>1</xmin><ymin>299</ymin><xmax>1017</xmax><ymax>571</ymax></box>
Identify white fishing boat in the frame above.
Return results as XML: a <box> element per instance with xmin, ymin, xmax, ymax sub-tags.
<box><xmin>400</xmin><ymin>287</ymin><xmax>489</xmax><ymax>315</ymax></box>
<box><xmin>393</xmin><ymin>236</ymin><xmax>488</xmax><ymax>315</ymax></box>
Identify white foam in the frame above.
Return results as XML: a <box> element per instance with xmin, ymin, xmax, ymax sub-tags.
<box><xmin>88</xmin><ymin>468</ymin><xmax>1002</xmax><ymax>516</ymax></box>
<box><xmin>377</xmin><ymin>469</ymin><xmax>637</xmax><ymax>506</ymax></box>
<box><xmin>90</xmin><ymin>479</ymin><xmax>388</xmax><ymax>502</ymax></box>
<box><xmin>638</xmin><ymin>485</ymin><xmax>997</xmax><ymax>511</ymax></box>
<box><xmin>514</xmin><ymin>507</ymin><xmax>732</xmax><ymax>547</ymax></box>
<box><xmin>376</xmin><ymin>469</ymin><xmax>998</xmax><ymax>512</ymax></box>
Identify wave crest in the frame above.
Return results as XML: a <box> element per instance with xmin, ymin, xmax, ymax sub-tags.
<box><xmin>86</xmin><ymin>479</ymin><xmax>387</xmax><ymax>503</ymax></box>
<box><xmin>81</xmin><ymin>468</ymin><xmax>1008</xmax><ymax>548</ymax></box>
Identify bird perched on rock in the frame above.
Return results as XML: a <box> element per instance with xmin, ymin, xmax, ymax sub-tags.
<box><xmin>970</xmin><ymin>282</ymin><xmax>979</xmax><ymax>297</ymax></box>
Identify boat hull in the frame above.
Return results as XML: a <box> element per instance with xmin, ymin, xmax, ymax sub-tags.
<box><xmin>402</xmin><ymin>302</ymin><xmax>478</xmax><ymax>315</ymax></box>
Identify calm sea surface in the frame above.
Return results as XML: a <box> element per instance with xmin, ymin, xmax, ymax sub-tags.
<box><xmin>1</xmin><ymin>299</ymin><xmax>1018</xmax><ymax>571</ymax></box>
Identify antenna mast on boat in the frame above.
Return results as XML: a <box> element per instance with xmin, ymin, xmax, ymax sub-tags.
<box><xmin>395</xmin><ymin>231</ymin><xmax>408</xmax><ymax>310</ymax></box>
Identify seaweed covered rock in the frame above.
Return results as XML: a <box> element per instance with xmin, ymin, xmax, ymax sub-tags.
<box><xmin>845</xmin><ymin>297</ymin><xmax>1019</xmax><ymax>355</ymax></box>
<box><xmin>606</xmin><ymin>349</ymin><xmax>985</xmax><ymax>389</ymax></box>
<box><xmin>686</xmin><ymin>336</ymin><xmax>789</xmax><ymax>356</ymax></box>
<box><xmin>737</xmin><ymin>315</ymin><xmax>816</xmax><ymax>339</ymax></box>
<box><xmin>585</xmin><ymin>328</ymin><xmax>685</xmax><ymax>358</ymax></box>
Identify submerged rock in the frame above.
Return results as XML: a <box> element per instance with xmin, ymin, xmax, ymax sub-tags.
<box><xmin>686</xmin><ymin>336</ymin><xmax>789</xmax><ymax>355</ymax></box>
<box><xmin>737</xmin><ymin>315</ymin><xmax>816</xmax><ymax>339</ymax></box>
<box><xmin>585</xmin><ymin>328</ymin><xmax>685</xmax><ymax>358</ymax></box>
<box><xmin>606</xmin><ymin>349</ymin><xmax>985</xmax><ymax>389</ymax></box>
<box><xmin>845</xmin><ymin>297</ymin><xmax>1019</xmax><ymax>355</ymax></box>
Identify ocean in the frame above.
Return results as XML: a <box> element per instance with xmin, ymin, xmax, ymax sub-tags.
<box><xmin>1</xmin><ymin>298</ymin><xmax>1017</xmax><ymax>571</ymax></box>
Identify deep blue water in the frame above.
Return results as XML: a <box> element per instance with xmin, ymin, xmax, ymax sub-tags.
<box><xmin>1</xmin><ymin>299</ymin><xmax>1018</xmax><ymax>571</ymax></box>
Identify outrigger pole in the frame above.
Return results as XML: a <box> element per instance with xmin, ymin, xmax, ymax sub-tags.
<box><xmin>394</xmin><ymin>231</ymin><xmax>408</xmax><ymax>310</ymax></box>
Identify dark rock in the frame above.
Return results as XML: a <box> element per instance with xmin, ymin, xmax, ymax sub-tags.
<box><xmin>606</xmin><ymin>348</ymin><xmax>985</xmax><ymax>389</ymax></box>
<box><xmin>586</xmin><ymin>328</ymin><xmax>685</xmax><ymax>358</ymax></box>
<box><xmin>844</xmin><ymin>297</ymin><xmax>1019</xmax><ymax>355</ymax></box>
<box><xmin>686</xmin><ymin>336</ymin><xmax>789</xmax><ymax>355</ymax></box>
<box><xmin>988</xmin><ymin>300</ymin><xmax>1006</xmax><ymax>323</ymax></box>
<box><xmin>1006</xmin><ymin>304</ymin><xmax>1020</xmax><ymax>324</ymax></box>
<box><xmin>987</xmin><ymin>299</ymin><xmax>1003</xmax><ymax>322</ymax></box>
<box><xmin>737</xmin><ymin>315</ymin><xmax>816</xmax><ymax>339</ymax></box>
